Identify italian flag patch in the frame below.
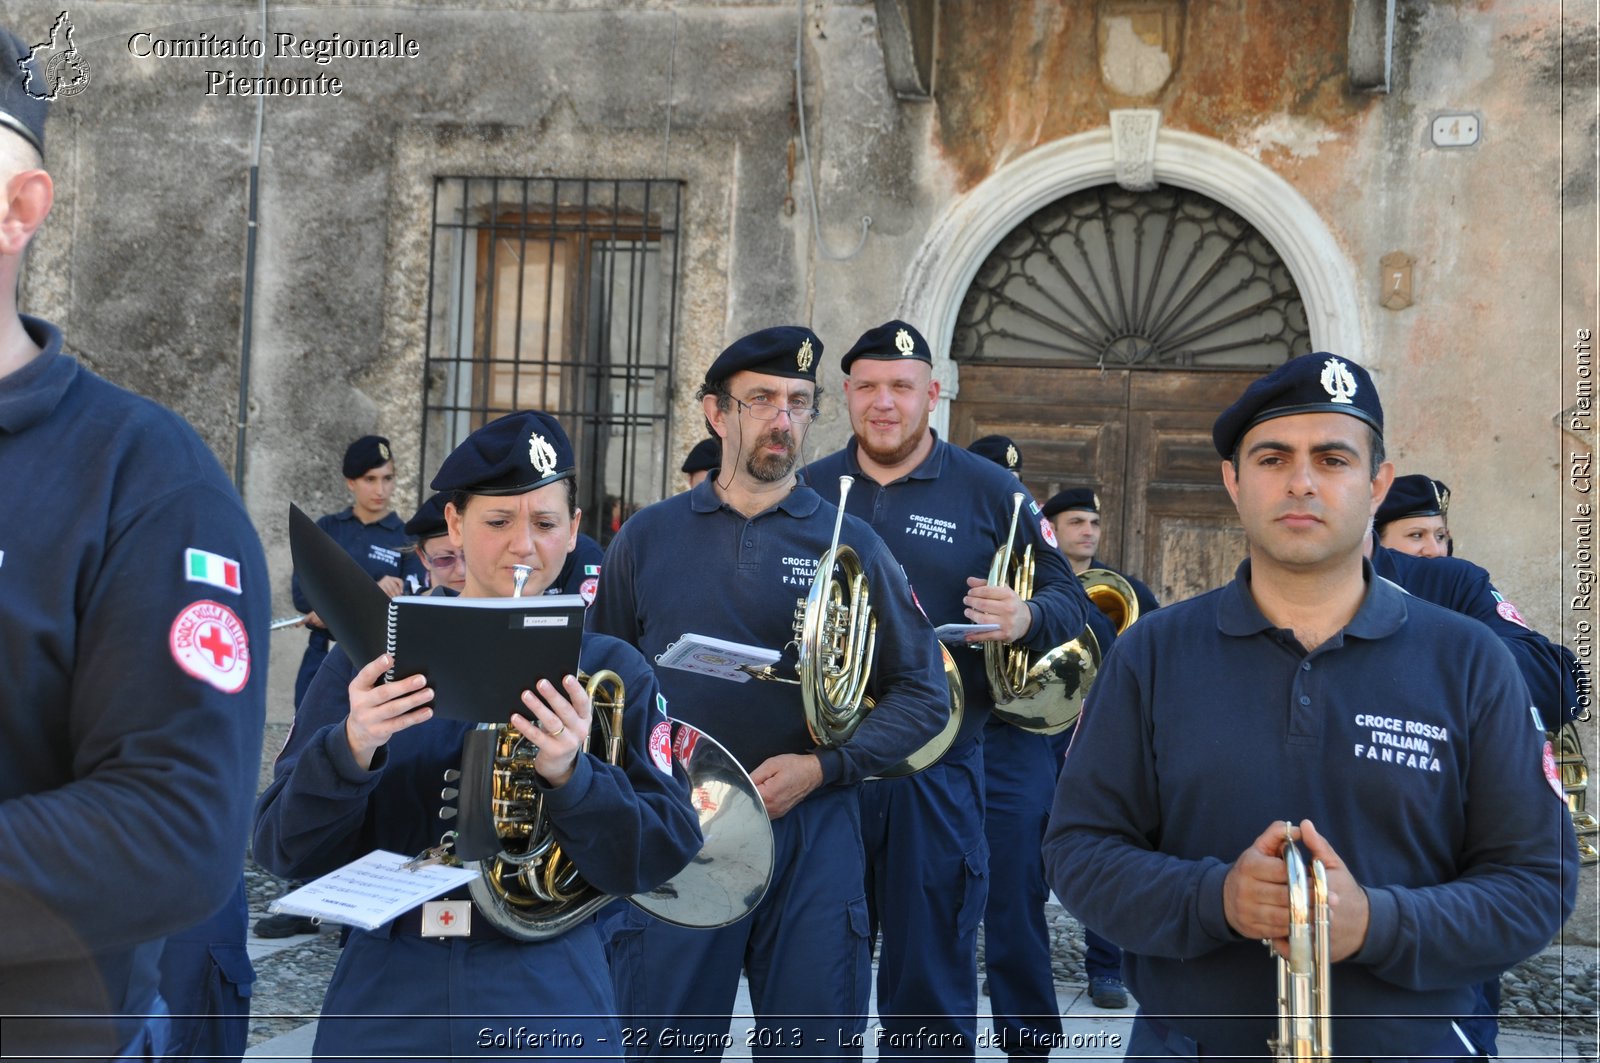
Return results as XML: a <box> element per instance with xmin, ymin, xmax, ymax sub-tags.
<box><xmin>186</xmin><ymin>548</ymin><xmax>242</xmax><ymax>594</ymax></box>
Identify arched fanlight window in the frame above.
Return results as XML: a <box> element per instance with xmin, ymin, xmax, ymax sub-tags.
<box><xmin>952</xmin><ymin>184</ymin><xmax>1311</xmax><ymax>369</ymax></box>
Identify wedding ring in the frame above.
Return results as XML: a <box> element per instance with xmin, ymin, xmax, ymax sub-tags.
<box><xmin>550</xmin><ymin>725</ymin><xmax>566</xmax><ymax>738</ymax></box>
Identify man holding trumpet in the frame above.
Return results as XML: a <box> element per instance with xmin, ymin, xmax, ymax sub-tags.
<box><xmin>1044</xmin><ymin>352</ymin><xmax>1577</xmax><ymax>1059</ymax></box>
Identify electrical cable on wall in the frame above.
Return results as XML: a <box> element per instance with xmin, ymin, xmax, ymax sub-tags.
<box><xmin>794</xmin><ymin>0</ymin><xmax>870</xmax><ymax>262</ymax></box>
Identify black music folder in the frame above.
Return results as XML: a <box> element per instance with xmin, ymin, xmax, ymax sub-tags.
<box><xmin>384</xmin><ymin>594</ymin><xmax>586</xmax><ymax>723</ymax></box>
<box><xmin>288</xmin><ymin>503</ymin><xmax>389</xmax><ymax>668</ymax></box>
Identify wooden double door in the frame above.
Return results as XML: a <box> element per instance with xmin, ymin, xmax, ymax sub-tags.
<box><xmin>950</xmin><ymin>365</ymin><xmax>1256</xmax><ymax>607</ymax></box>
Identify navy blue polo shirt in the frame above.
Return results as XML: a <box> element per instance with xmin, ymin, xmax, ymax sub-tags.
<box><xmin>292</xmin><ymin>508</ymin><xmax>421</xmax><ymax>627</ymax></box>
<box><xmin>0</xmin><ymin>316</ymin><xmax>270</xmax><ymax>1056</ymax></box>
<box><xmin>1044</xmin><ymin>559</ymin><xmax>1577</xmax><ymax>1058</ymax></box>
<box><xmin>587</xmin><ymin>479</ymin><xmax>947</xmax><ymax>785</ymax></box>
<box><xmin>1373</xmin><ymin>546</ymin><xmax>1585</xmax><ymax>731</ymax></box>
<box><xmin>804</xmin><ymin>435</ymin><xmax>1095</xmax><ymax>747</ymax></box>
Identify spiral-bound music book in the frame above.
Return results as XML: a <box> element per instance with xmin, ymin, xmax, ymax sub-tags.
<box><xmin>385</xmin><ymin>594</ymin><xmax>586</xmax><ymax>722</ymax></box>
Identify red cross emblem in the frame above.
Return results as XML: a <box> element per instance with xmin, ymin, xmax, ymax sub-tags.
<box><xmin>197</xmin><ymin>623</ymin><xmax>235</xmax><ymax>668</ymax></box>
<box><xmin>437</xmin><ymin>909</ymin><xmax>455</xmax><ymax>926</ymax></box>
<box><xmin>169</xmin><ymin>600</ymin><xmax>251</xmax><ymax>694</ymax></box>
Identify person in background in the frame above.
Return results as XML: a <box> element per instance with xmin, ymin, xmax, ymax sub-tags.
<box><xmin>288</xmin><ymin>435</ymin><xmax>423</xmax><ymax>707</ymax></box>
<box><xmin>1042</xmin><ymin>488</ymin><xmax>1160</xmax><ymax>616</ymax></box>
<box><xmin>253</xmin><ymin>410</ymin><xmax>700</xmax><ymax>1059</ymax></box>
<box><xmin>403</xmin><ymin>492</ymin><xmax>467</xmax><ymax>595</ymax></box>
<box><xmin>967</xmin><ymin>433</ymin><xmax>1024</xmax><ymax>479</ymax></box>
<box><xmin>0</xmin><ymin>30</ymin><xmax>269</xmax><ymax>1056</ymax></box>
<box><xmin>1375</xmin><ymin>473</ymin><xmax>1451</xmax><ymax>557</ymax></box>
<box><xmin>1045</xmin><ymin>351</ymin><xmax>1576</xmax><ymax>1059</ymax></box>
<box><xmin>259</xmin><ymin>434</ymin><xmax>425</xmax><ymax>941</ymax></box>
<box><xmin>681</xmin><ymin>435</ymin><xmax>721</xmax><ymax>490</ymax></box>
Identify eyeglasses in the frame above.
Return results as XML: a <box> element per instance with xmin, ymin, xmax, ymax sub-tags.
<box><xmin>734</xmin><ymin>398</ymin><xmax>819</xmax><ymax>424</ymax></box>
<box><xmin>422</xmin><ymin>551</ymin><xmax>461</xmax><ymax>570</ymax></box>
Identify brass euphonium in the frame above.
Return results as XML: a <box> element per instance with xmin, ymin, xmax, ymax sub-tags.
<box><xmin>448</xmin><ymin>564</ymin><xmax>775</xmax><ymax>941</ymax></box>
<box><xmin>749</xmin><ymin>476</ymin><xmax>961</xmax><ymax>777</ymax></box>
<box><xmin>1270</xmin><ymin>822</ymin><xmax>1332</xmax><ymax>1062</ymax></box>
<box><xmin>985</xmin><ymin>493</ymin><xmax>1099</xmax><ymax>735</ymax></box>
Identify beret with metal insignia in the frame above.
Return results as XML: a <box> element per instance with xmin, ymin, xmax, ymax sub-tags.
<box><xmin>430</xmin><ymin>410</ymin><xmax>575</xmax><ymax>496</ymax></box>
<box><xmin>840</xmin><ymin>319</ymin><xmax>933</xmax><ymax>374</ymax></box>
<box><xmin>0</xmin><ymin>26</ymin><xmax>46</xmax><ymax>156</ymax></box>
<box><xmin>1043</xmin><ymin>488</ymin><xmax>1099</xmax><ymax>519</ymax></box>
<box><xmin>1211</xmin><ymin>352</ymin><xmax>1384</xmax><ymax>459</ymax></box>
<box><xmin>342</xmin><ymin>435</ymin><xmax>393</xmax><ymax>479</ymax></box>
<box><xmin>681</xmin><ymin>436</ymin><xmax>722</xmax><ymax>475</ymax></box>
<box><xmin>1375</xmin><ymin>474</ymin><xmax>1451</xmax><ymax>528</ymax></box>
<box><xmin>704</xmin><ymin>326</ymin><xmax>822</xmax><ymax>387</ymax></box>
<box><xmin>967</xmin><ymin>434</ymin><xmax>1023</xmax><ymax>473</ymax></box>
<box><xmin>403</xmin><ymin>492</ymin><xmax>451</xmax><ymax>540</ymax></box>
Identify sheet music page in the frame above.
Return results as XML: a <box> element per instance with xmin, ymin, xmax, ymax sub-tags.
<box><xmin>655</xmin><ymin>633</ymin><xmax>781</xmax><ymax>683</ymax></box>
<box><xmin>267</xmin><ymin>850</ymin><xmax>479</xmax><ymax>930</ymax></box>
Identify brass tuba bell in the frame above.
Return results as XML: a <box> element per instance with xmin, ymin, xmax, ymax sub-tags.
<box><xmin>447</xmin><ymin>565</ymin><xmax>775</xmax><ymax>941</ymax></box>
<box><xmin>1079</xmin><ymin>568</ymin><xmax>1140</xmax><ymax>636</ymax></box>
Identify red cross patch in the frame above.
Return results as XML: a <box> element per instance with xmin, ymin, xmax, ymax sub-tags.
<box><xmin>580</xmin><ymin>576</ymin><xmax>599</xmax><ymax>605</ymax></box>
<box><xmin>649</xmin><ymin>720</ymin><xmax>673</xmax><ymax>775</ymax></box>
<box><xmin>170</xmin><ymin>600</ymin><xmax>251</xmax><ymax>694</ymax></box>
<box><xmin>1497</xmin><ymin>599</ymin><xmax>1531</xmax><ymax>629</ymax></box>
<box><xmin>1039</xmin><ymin>516</ymin><xmax>1058</xmax><ymax>549</ymax></box>
<box><xmin>1543</xmin><ymin>740</ymin><xmax>1566</xmax><ymax>801</ymax></box>
<box><xmin>673</xmin><ymin>722</ymin><xmax>701</xmax><ymax>766</ymax></box>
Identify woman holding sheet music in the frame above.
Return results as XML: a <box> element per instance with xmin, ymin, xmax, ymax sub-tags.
<box><xmin>253</xmin><ymin>411</ymin><xmax>701</xmax><ymax>1061</ymax></box>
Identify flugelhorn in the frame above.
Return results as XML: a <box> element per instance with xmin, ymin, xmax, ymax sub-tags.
<box><xmin>1270</xmin><ymin>822</ymin><xmax>1332</xmax><ymax>1062</ymax></box>
<box><xmin>749</xmin><ymin>475</ymin><xmax>960</xmax><ymax>776</ymax></box>
<box><xmin>447</xmin><ymin>563</ymin><xmax>775</xmax><ymax>940</ymax></box>
<box><xmin>985</xmin><ymin>493</ymin><xmax>1098</xmax><ymax>735</ymax></box>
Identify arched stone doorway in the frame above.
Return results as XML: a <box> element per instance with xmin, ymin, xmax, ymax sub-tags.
<box><xmin>902</xmin><ymin>128</ymin><xmax>1361</xmax><ymax>602</ymax></box>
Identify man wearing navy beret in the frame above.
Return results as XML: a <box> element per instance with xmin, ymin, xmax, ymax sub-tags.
<box><xmin>0</xmin><ymin>25</ymin><xmax>270</xmax><ymax>1058</ymax></box>
<box><xmin>805</xmin><ymin>320</ymin><xmax>1096</xmax><ymax>1060</ymax></box>
<box><xmin>1045</xmin><ymin>352</ymin><xmax>1577</xmax><ymax>1058</ymax></box>
<box><xmin>591</xmin><ymin>325</ymin><xmax>948</xmax><ymax>1059</ymax></box>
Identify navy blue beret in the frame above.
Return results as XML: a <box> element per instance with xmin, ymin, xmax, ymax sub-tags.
<box><xmin>681</xmin><ymin>436</ymin><xmax>721</xmax><ymax>475</ymax></box>
<box><xmin>431</xmin><ymin>410</ymin><xmax>575</xmax><ymax>496</ymax></box>
<box><xmin>840</xmin><ymin>319</ymin><xmax>932</xmax><ymax>374</ymax></box>
<box><xmin>342</xmin><ymin>435</ymin><xmax>392</xmax><ymax>479</ymax></box>
<box><xmin>1212</xmin><ymin>352</ymin><xmax>1383</xmax><ymax>458</ymax></box>
<box><xmin>403</xmin><ymin>492</ymin><xmax>451</xmax><ymax>540</ymax></box>
<box><xmin>705</xmin><ymin>326</ymin><xmax>822</xmax><ymax>387</ymax></box>
<box><xmin>1376</xmin><ymin>474</ymin><xmax>1450</xmax><ymax>527</ymax></box>
<box><xmin>0</xmin><ymin>26</ymin><xmax>46</xmax><ymax>156</ymax></box>
<box><xmin>968</xmin><ymin>434</ymin><xmax>1022</xmax><ymax>472</ymax></box>
<box><xmin>1043</xmin><ymin>488</ymin><xmax>1098</xmax><ymax>518</ymax></box>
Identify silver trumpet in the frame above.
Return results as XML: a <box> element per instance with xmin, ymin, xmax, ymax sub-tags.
<box><xmin>1271</xmin><ymin>821</ymin><xmax>1332</xmax><ymax>1062</ymax></box>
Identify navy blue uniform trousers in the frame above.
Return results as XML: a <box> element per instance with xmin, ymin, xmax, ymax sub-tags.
<box><xmin>157</xmin><ymin>879</ymin><xmax>253</xmax><ymax>1061</ymax></box>
<box><xmin>981</xmin><ymin>721</ymin><xmax>1060</xmax><ymax>1056</ymax></box>
<box><xmin>610</xmin><ymin>787</ymin><xmax>871</xmax><ymax>1060</ymax></box>
<box><xmin>861</xmin><ymin>738</ymin><xmax>988</xmax><ymax>1059</ymax></box>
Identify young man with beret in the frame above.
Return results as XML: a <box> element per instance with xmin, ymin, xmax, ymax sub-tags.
<box><xmin>1375</xmin><ymin>473</ymin><xmax>1451</xmax><ymax>557</ymax></box>
<box><xmin>591</xmin><ymin>325</ymin><xmax>948</xmax><ymax>1059</ymax></box>
<box><xmin>0</xmin><ymin>29</ymin><xmax>269</xmax><ymax>1058</ymax></box>
<box><xmin>805</xmin><ymin>320</ymin><xmax>1098</xmax><ymax>1061</ymax></box>
<box><xmin>403</xmin><ymin>492</ymin><xmax>468</xmax><ymax>595</ymax></box>
<box><xmin>1044</xmin><ymin>352</ymin><xmax>1577</xmax><ymax>1059</ymax></box>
